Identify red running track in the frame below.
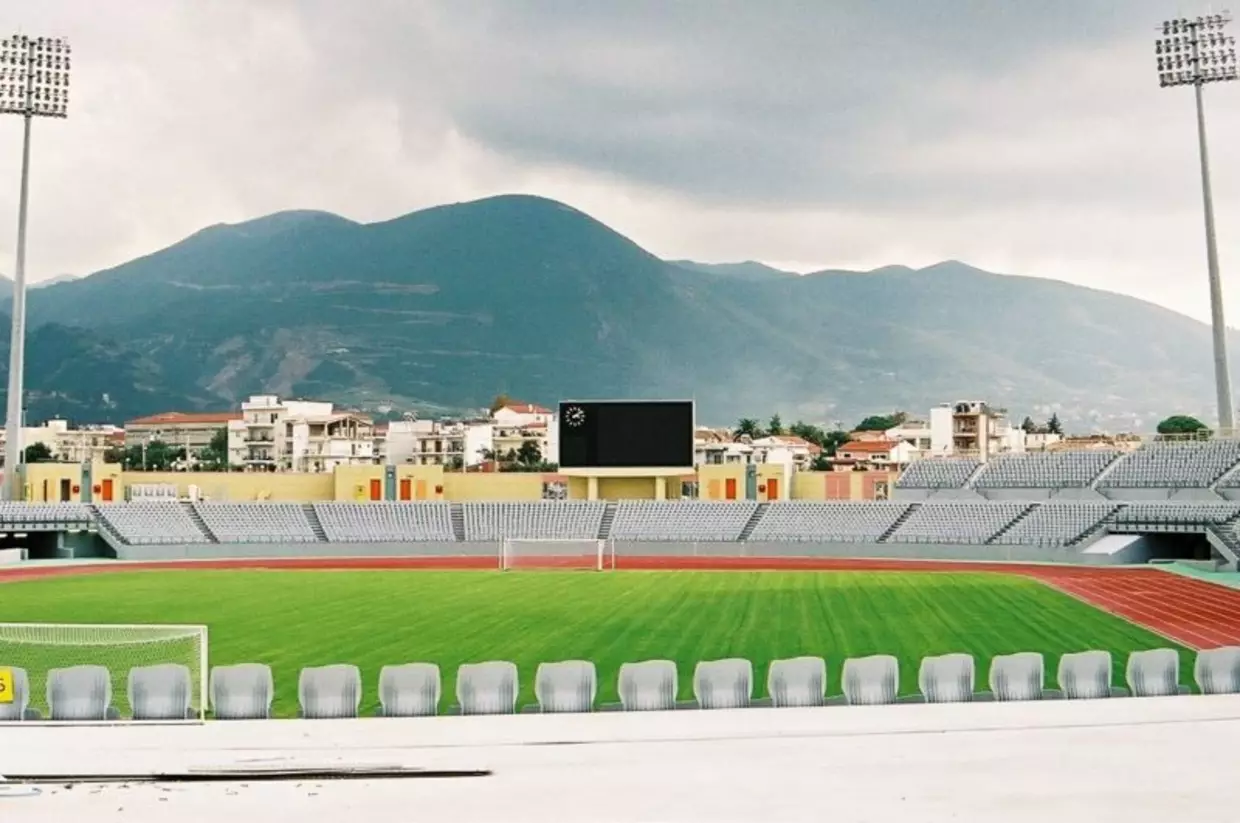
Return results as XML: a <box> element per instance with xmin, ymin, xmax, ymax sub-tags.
<box><xmin>2</xmin><ymin>555</ymin><xmax>1239</xmax><ymax>649</ymax></box>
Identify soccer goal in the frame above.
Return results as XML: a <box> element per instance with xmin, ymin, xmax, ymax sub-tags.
<box><xmin>500</xmin><ymin>538</ymin><xmax>616</xmax><ymax>571</ymax></box>
<box><xmin>0</xmin><ymin>623</ymin><xmax>209</xmax><ymax>722</ymax></box>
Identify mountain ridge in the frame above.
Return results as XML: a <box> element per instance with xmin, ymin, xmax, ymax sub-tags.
<box><xmin>0</xmin><ymin>194</ymin><xmax>1227</xmax><ymax>429</ymax></box>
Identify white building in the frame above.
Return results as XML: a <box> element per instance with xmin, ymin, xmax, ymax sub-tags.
<box><xmin>926</xmin><ymin>401</ymin><xmax>1024</xmax><ymax>459</ymax></box>
<box><xmin>234</xmin><ymin>395</ymin><xmax>376</xmax><ymax>472</ymax></box>
<box><xmin>832</xmin><ymin>438</ymin><xmax>919</xmax><ymax>470</ymax></box>
<box><xmin>382</xmin><ymin>418</ymin><xmax>495</xmax><ymax>468</ymax></box>
<box><xmin>491</xmin><ymin>403</ymin><xmax>558</xmax><ymax>466</ymax></box>
<box><xmin>0</xmin><ymin>418</ymin><xmax>124</xmax><ymax>465</ymax></box>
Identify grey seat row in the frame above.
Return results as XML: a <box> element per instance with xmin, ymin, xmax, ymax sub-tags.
<box><xmin>0</xmin><ymin>663</ymin><xmax>195</xmax><ymax>721</ymax></box>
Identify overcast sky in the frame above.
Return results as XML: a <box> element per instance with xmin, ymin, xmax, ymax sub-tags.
<box><xmin>1</xmin><ymin>1</ymin><xmax>1238</xmax><ymax>322</ymax></box>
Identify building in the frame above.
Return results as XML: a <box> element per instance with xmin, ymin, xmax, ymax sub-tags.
<box><xmin>382</xmin><ymin>418</ymin><xmax>495</xmax><ymax>468</ymax></box>
<box><xmin>235</xmin><ymin>395</ymin><xmax>376</xmax><ymax>472</ymax></box>
<box><xmin>0</xmin><ymin>419</ymin><xmax>124</xmax><ymax>465</ymax></box>
<box><xmin>695</xmin><ymin>427</ymin><xmax>753</xmax><ymax>465</ymax></box>
<box><xmin>831</xmin><ymin>438</ymin><xmax>918</xmax><ymax>470</ymax></box>
<box><xmin>927</xmin><ymin>401</ymin><xmax>1024</xmax><ymax>459</ymax></box>
<box><xmin>489</xmin><ymin>402</ymin><xmax>557</xmax><ymax>466</ymax></box>
<box><xmin>125</xmin><ymin>412</ymin><xmax>239</xmax><ymax>455</ymax></box>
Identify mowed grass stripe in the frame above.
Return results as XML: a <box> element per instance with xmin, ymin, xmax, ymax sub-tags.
<box><xmin>0</xmin><ymin>569</ymin><xmax>1188</xmax><ymax>717</ymax></box>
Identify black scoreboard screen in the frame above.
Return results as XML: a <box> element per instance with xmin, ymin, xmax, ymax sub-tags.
<box><xmin>558</xmin><ymin>400</ymin><xmax>695</xmax><ymax>469</ymax></box>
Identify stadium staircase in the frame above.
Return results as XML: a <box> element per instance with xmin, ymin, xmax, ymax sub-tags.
<box><xmin>738</xmin><ymin>503</ymin><xmax>769</xmax><ymax>541</ymax></box>
<box><xmin>984</xmin><ymin>503</ymin><xmax>1037</xmax><ymax>544</ymax></box>
<box><xmin>1089</xmin><ymin>452</ymin><xmax>1129</xmax><ymax>489</ymax></box>
<box><xmin>450</xmin><ymin>503</ymin><xmax>466</xmax><ymax>542</ymax></box>
<box><xmin>963</xmin><ymin>462</ymin><xmax>988</xmax><ymax>487</ymax></box>
<box><xmin>877</xmin><ymin>503</ymin><xmax>920</xmax><ymax>543</ymax></box>
<box><xmin>184</xmin><ymin>503</ymin><xmax>221</xmax><ymax>544</ymax></box>
<box><xmin>302</xmin><ymin>504</ymin><xmax>329</xmax><ymax>542</ymax></box>
<box><xmin>1212</xmin><ymin>460</ymin><xmax>1240</xmax><ymax>491</ymax></box>
<box><xmin>1068</xmin><ymin>505</ymin><xmax>1124</xmax><ymax>547</ymax></box>
<box><xmin>87</xmin><ymin>504</ymin><xmax>127</xmax><ymax>551</ymax></box>
<box><xmin>598</xmin><ymin>502</ymin><xmax>617</xmax><ymax>540</ymax></box>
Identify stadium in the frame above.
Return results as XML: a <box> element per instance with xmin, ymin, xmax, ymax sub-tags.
<box><xmin>3</xmin><ymin>398</ymin><xmax>1240</xmax><ymax>809</ymax></box>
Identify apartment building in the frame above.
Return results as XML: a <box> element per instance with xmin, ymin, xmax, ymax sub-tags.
<box><xmin>0</xmin><ymin>418</ymin><xmax>124</xmax><ymax>464</ymax></box>
<box><xmin>232</xmin><ymin>395</ymin><xmax>375</xmax><ymax>472</ymax></box>
<box><xmin>382</xmin><ymin>418</ymin><xmax>495</xmax><ymax>468</ymax></box>
<box><xmin>125</xmin><ymin>411</ymin><xmax>239</xmax><ymax>454</ymax></box>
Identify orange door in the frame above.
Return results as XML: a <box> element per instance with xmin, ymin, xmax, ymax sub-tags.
<box><xmin>415</xmin><ymin>479</ymin><xmax>428</xmax><ymax>500</ymax></box>
<box><xmin>369</xmin><ymin>478</ymin><xmax>382</xmax><ymax>501</ymax></box>
<box><xmin>399</xmin><ymin>478</ymin><xmax>412</xmax><ymax>501</ymax></box>
<box><xmin>766</xmin><ymin>477</ymin><xmax>780</xmax><ymax>501</ymax></box>
<box><xmin>101</xmin><ymin>478</ymin><xmax>114</xmax><ymax>502</ymax></box>
<box><xmin>724</xmin><ymin>478</ymin><xmax>737</xmax><ymax>500</ymax></box>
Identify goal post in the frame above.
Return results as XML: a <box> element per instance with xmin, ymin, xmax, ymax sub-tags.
<box><xmin>500</xmin><ymin>538</ymin><xmax>616</xmax><ymax>571</ymax></box>
<box><xmin>0</xmin><ymin>623</ymin><xmax>209</xmax><ymax>722</ymax></box>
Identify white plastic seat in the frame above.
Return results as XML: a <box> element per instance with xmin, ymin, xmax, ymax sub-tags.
<box><xmin>210</xmin><ymin>663</ymin><xmax>274</xmax><ymax>720</ymax></box>
<box><xmin>378</xmin><ymin>663</ymin><xmax>441</xmax><ymax>717</ymax></box>
<box><xmin>1126</xmin><ymin>649</ymin><xmax>1185</xmax><ymax>697</ymax></box>
<box><xmin>693</xmin><ymin>658</ymin><xmax>753</xmax><ymax>710</ymax></box>
<box><xmin>534</xmin><ymin>660</ymin><xmax>597</xmax><ymax>713</ymax></box>
<box><xmin>0</xmin><ymin>666</ymin><xmax>40</xmax><ymax>721</ymax></box>
<box><xmin>47</xmin><ymin>665</ymin><xmax>118</xmax><ymax>721</ymax></box>
<box><xmin>988</xmin><ymin>652</ymin><xmax>1046</xmax><ymax>701</ymax></box>
<box><xmin>129</xmin><ymin>663</ymin><xmax>195</xmax><ymax>720</ymax></box>
<box><xmin>618</xmin><ymin>660</ymin><xmax>678</xmax><ymax>712</ymax></box>
<box><xmin>1058</xmin><ymin>650</ymin><xmax>1114</xmax><ymax>699</ymax></box>
<box><xmin>841</xmin><ymin>655</ymin><xmax>899</xmax><ymax>705</ymax></box>
<box><xmin>456</xmin><ymin>661</ymin><xmax>518</xmax><ymax>715</ymax></box>
<box><xmin>918</xmin><ymin>653</ymin><xmax>975</xmax><ymax>703</ymax></box>
<box><xmin>1194</xmin><ymin>646</ymin><xmax>1240</xmax><ymax>694</ymax></box>
<box><xmin>299</xmin><ymin>664</ymin><xmax>362</xmax><ymax>719</ymax></box>
<box><xmin>767</xmin><ymin>656</ymin><xmax>827</xmax><ymax>708</ymax></box>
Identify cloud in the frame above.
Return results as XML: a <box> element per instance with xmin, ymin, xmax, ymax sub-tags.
<box><xmin>0</xmin><ymin>0</ymin><xmax>1237</xmax><ymax>325</ymax></box>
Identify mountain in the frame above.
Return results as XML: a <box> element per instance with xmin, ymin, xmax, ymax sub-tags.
<box><xmin>0</xmin><ymin>194</ymin><xmax>1231</xmax><ymax>428</ymax></box>
<box><xmin>669</xmin><ymin>260</ymin><xmax>798</xmax><ymax>281</ymax></box>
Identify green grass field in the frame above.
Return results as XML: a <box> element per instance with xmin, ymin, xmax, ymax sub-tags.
<box><xmin>0</xmin><ymin>569</ymin><xmax>1191</xmax><ymax>716</ymax></box>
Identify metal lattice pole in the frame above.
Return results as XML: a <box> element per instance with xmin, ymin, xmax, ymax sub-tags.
<box><xmin>1156</xmin><ymin>14</ymin><xmax>1238</xmax><ymax>432</ymax></box>
<box><xmin>0</xmin><ymin>35</ymin><xmax>70</xmax><ymax>500</ymax></box>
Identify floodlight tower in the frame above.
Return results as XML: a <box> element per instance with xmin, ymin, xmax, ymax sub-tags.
<box><xmin>0</xmin><ymin>35</ymin><xmax>70</xmax><ymax>500</ymax></box>
<box><xmin>1156</xmin><ymin>14</ymin><xmax>1238</xmax><ymax>432</ymax></box>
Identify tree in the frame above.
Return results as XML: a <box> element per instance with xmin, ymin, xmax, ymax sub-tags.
<box><xmin>809</xmin><ymin>453</ymin><xmax>833</xmax><ymax>471</ymax></box>
<box><xmin>489</xmin><ymin>394</ymin><xmax>513</xmax><ymax>414</ymax></box>
<box><xmin>821</xmin><ymin>429</ymin><xmax>851</xmax><ymax>456</ymax></box>
<box><xmin>767</xmin><ymin>414</ymin><xmax>784</xmax><ymax>436</ymax></box>
<box><xmin>516</xmin><ymin>440</ymin><xmax>542</xmax><ymax>466</ymax></box>
<box><xmin>1046</xmin><ymin>413</ymin><xmax>1063</xmax><ymax>435</ymax></box>
<box><xmin>1157</xmin><ymin>414</ymin><xmax>1209</xmax><ymax>437</ymax></box>
<box><xmin>124</xmin><ymin>439</ymin><xmax>182</xmax><ymax>471</ymax></box>
<box><xmin>23</xmin><ymin>442</ymin><xmax>54</xmax><ymax>463</ymax></box>
<box><xmin>734</xmin><ymin>418</ymin><xmax>763</xmax><ymax>439</ymax></box>
<box><xmin>855</xmin><ymin>412</ymin><xmax>906</xmax><ymax>432</ymax></box>
<box><xmin>1020</xmin><ymin>416</ymin><xmax>1036</xmax><ymax>433</ymax></box>
<box><xmin>195</xmin><ymin>427</ymin><xmax>230</xmax><ymax>471</ymax></box>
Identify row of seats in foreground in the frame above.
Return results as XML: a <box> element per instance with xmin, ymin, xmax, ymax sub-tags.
<box><xmin>896</xmin><ymin>440</ymin><xmax>1240</xmax><ymax>490</ymax></box>
<box><xmin>4</xmin><ymin>647</ymin><xmax>1238</xmax><ymax>722</ymax></box>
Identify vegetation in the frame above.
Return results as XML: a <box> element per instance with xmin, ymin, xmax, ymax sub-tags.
<box><xmin>0</xmin><ymin>570</ymin><xmax>1188</xmax><ymax>718</ymax></box>
<box><xmin>23</xmin><ymin>442</ymin><xmax>54</xmax><ymax>463</ymax></box>
<box><xmin>1157</xmin><ymin>415</ymin><xmax>1209</xmax><ymax>437</ymax></box>
<box><xmin>854</xmin><ymin>413</ymin><xmax>907</xmax><ymax>432</ymax></box>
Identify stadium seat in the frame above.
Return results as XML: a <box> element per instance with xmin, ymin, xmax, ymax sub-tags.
<box><xmin>610</xmin><ymin>501</ymin><xmax>758</xmax><ymax>541</ymax></box>
<box><xmin>617</xmin><ymin>659</ymin><xmax>679</xmax><ymax>712</ymax></box>
<box><xmin>378</xmin><ymin>663</ymin><xmax>442</xmax><ymax>717</ymax></box>
<box><xmin>534</xmin><ymin>660</ymin><xmax>597</xmax><ymax>713</ymax></box>
<box><xmin>129</xmin><ymin>663</ymin><xmax>195</xmax><ymax>720</ymax></box>
<box><xmin>456</xmin><ymin>661</ymin><xmax>518</xmax><ymax>715</ymax></box>
<box><xmin>693</xmin><ymin>658</ymin><xmax>753</xmax><ymax>710</ymax></box>
<box><xmin>1101</xmin><ymin>440</ymin><xmax>1240</xmax><ymax>489</ymax></box>
<box><xmin>1057</xmin><ymin>650</ymin><xmax>1121</xmax><ymax>699</ymax></box>
<box><xmin>1194</xmin><ymin>646</ymin><xmax>1240</xmax><ymax>694</ymax></box>
<box><xmin>313</xmin><ymin>502</ymin><xmax>455</xmax><ymax>542</ymax></box>
<box><xmin>96</xmin><ymin>503</ymin><xmax>210</xmax><ymax>545</ymax></box>
<box><xmin>298</xmin><ymin>664</ymin><xmax>363</xmax><ymax>719</ymax></box>
<box><xmin>463</xmin><ymin>502</ymin><xmax>606</xmax><ymax>541</ymax></box>
<box><xmin>917</xmin><ymin>653</ymin><xmax>975</xmax><ymax>703</ymax></box>
<box><xmin>209</xmin><ymin>663</ymin><xmax>274</xmax><ymax>720</ymax></box>
<box><xmin>766</xmin><ymin>656</ymin><xmax>828</xmax><ymax>708</ymax></box>
<box><xmin>0</xmin><ymin>502</ymin><xmax>93</xmax><ymax>528</ymax></box>
<box><xmin>193</xmin><ymin>503</ymin><xmax>319</xmax><ymax>544</ymax></box>
<box><xmin>991</xmin><ymin>503</ymin><xmax>1119</xmax><ymax>547</ymax></box>
<box><xmin>47</xmin><ymin>665</ymin><xmax>120</xmax><ymax>721</ymax></box>
<box><xmin>747</xmin><ymin>503</ymin><xmax>910</xmax><ymax>542</ymax></box>
<box><xmin>972</xmin><ymin>451</ymin><xmax>1120</xmax><ymax>489</ymax></box>
<box><xmin>987</xmin><ymin>652</ymin><xmax>1047</xmax><ymax>701</ymax></box>
<box><xmin>887</xmin><ymin>502</ymin><xmax>1030</xmax><ymax>544</ymax></box>
<box><xmin>0</xmin><ymin>666</ymin><xmax>41</xmax><ymax>721</ymax></box>
<box><xmin>841</xmin><ymin>655</ymin><xmax>899</xmax><ymax>705</ymax></box>
<box><xmin>895</xmin><ymin>458</ymin><xmax>980</xmax><ymax>490</ymax></box>
<box><xmin>1126</xmin><ymin>649</ymin><xmax>1188</xmax><ymax>697</ymax></box>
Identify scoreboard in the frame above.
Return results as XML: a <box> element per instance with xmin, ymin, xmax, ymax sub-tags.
<box><xmin>558</xmin><ymin>400</ymin><xmax>694</xmax><ymax>469</ymax></box>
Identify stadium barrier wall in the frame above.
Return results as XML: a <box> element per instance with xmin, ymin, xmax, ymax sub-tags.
<box><xmin>0</xmin><ymin>547</ymin><xmax>28</xmax><ymax>565</ymax></box>
<box><xmin>108</xmin><ymin>540</ymin><xmax>1126</xmax><ymax>566</ymax></box>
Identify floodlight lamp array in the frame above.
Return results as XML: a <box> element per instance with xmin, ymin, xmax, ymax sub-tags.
<box><xmin>1157</xmin><ymin>13</ymin><xmax>1238</xmax><ymax>87</ymax></box>
<box><xmin>0</xmin><ymin>35</ymin><xmax>71</xmax><ymax>117</ymax></box>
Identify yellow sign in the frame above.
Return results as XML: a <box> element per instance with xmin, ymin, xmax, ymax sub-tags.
<box><xmin>0</xmin><ymin>667</ymin><xmax>13</xmax><ymax>704</ymax></box>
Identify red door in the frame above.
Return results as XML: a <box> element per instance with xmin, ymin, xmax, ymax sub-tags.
<box><xmin>101</xmin><ymin>478</ymin><xmax>114</xmax><ymax>502</ymax></box>
<box><xmin>766</xmin><ymin>477</ymin><xmax>780</xmax><ymax>501</ymax></box>
<box><xmin>724</xmin><ymin>478</ymin><xmax>737</xmax><ymax>500</ymax></box>
<box><xmin>369</xmin><ymin>478</ymin><xmax>382</xmax><ymax>501</ymax></box>
<box><xmin>399</xmin><ymin>478</ymin><xmax>412</xmax><ymax>501</ymax></box>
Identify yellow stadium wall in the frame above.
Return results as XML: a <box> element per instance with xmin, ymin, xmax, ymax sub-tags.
<box><xmin>125</xmin><ymin>471</ymin><xmax>336</xmax><ymax>502</ymax></box>
<box><xmin>444</xmin><ymin>473</ymin><xmax>545</xmax><ymax>501</ymax></box>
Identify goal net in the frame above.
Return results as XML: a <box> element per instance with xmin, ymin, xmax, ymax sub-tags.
<box><xmin>0</xmin><ymin>623</ymin><xmax>208</xmax><ymax>722</ymax></box>
<box><xmin>500</xmin><ymin>538</ymin><xmax>615</xmax><ymax>571</ymax></box>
